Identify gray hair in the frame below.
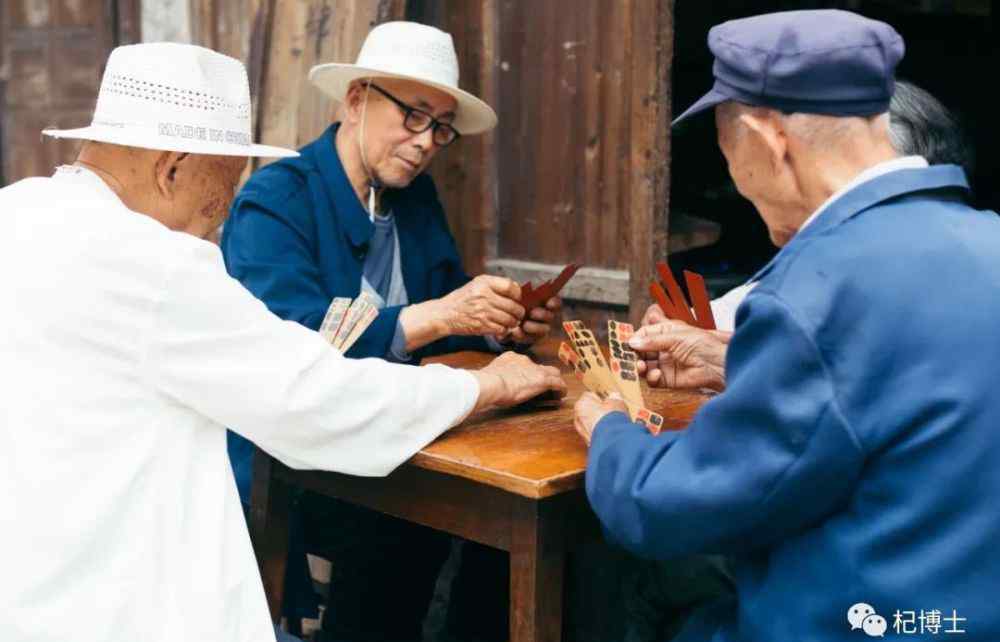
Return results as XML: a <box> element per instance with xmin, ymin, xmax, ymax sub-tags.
<box><xmin>889</xmin><ymin>80</ymin><xmax>974</xmax><ymax>175</ymax></box>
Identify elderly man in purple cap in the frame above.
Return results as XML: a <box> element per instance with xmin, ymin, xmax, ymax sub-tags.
<box><xmin>633</xmin><ymin>79</ymin><xmax>977</xmax><ymax>392</ymax></box>
<box><xmin>575</xmin><ymin>9</ymin><xmax>1000</xmax><ymax>642</ymax></box>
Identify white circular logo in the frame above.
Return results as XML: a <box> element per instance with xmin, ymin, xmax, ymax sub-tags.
<box><xmin>862</xmin><ymin>614</ymin><xmax>888</xmax><ymax>637</ymax></box>
<box><xmin>848</xmin><ymin>603</ymin><xmax>876</xmax><ymax>630</ymax></box>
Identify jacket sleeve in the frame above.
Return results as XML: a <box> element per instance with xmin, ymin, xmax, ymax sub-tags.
<box><xmin>223</xmin><ymin>173</ymin><xmax>401</xmax><ymax>359</ymax></box>
<box><xmin>406</xmin><ymin>178</ymin><xmax>493</xmax><ymax>359</ymax></box>
<box><xmin>586</xmin><ymin>290</ymin><xmax>865</xmax><ymax>559</ymax></box>
<box><xmin>145</xmin><ymin>237</ymin><xmax>480</xmax><ymax>477</ymax></box>
<box><xmin>222</xmin><ymin>179</ymin><xmax>330</xmax><ymax>332</ymax></box>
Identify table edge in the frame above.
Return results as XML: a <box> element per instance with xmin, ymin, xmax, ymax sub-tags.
<box><xmin>409</xmin><ymin>451</ymin><xmax>585</xmax><ymax>499</ymax></box>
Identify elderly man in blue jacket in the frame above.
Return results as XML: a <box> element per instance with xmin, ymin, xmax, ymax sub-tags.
<box><xmin>221</xmin><ymin>21</ymin><xmax>558</xmax><ymax>642</ymax></box>
<box><xmin>575</xmin><ymin>10</ymin><xmax>1000</xmax><ymax>642</ymax></box>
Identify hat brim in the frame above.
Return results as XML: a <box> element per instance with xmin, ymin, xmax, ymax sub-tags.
<box><xmin>42</xmin><ymin>125</ymin><xmax>298</xmax><ymax>158</ymax></box>
<box><xmin>671</xmin><ymin>87</ymin><xmax>731</xmax><ymax>128</ymax></box>
<box><xmin>308</xmin><ymin>63</ymin><xmax>498</xmax><ymax>136</ymax></box>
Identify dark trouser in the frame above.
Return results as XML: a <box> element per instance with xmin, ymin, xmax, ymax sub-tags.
<box><xmin>300</xmin><ymin>492</ymin><xmax>508</xmax><ymax>642</ymax></box>
<box><xmin>566</xmin><ymin>542</ymin><xmax>734</xmax><ymax>642</ymax></box>
<box><xmin>300</xmin><ymin>490</ymin><xmax>732</xmax><ymax>642</ymax></box>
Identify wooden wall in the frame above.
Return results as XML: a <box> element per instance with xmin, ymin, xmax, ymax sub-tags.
<box><xmin>0</xmin><ymin>0</ymin><xmax>139</xmax><ymax>185</ymax></box>
<box><xmin>413</xmin><ymin>0</ymin><xmax>674</xmax><ymax>325</ymax></box>
<box><xmin>192</xmin><ymin>0</ymin><xmax>674</xmax><ymax>326</ymax></box>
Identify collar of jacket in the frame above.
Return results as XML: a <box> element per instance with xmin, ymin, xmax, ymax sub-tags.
<box><xmin>311</xmin><ymin>122</ymin><xmax>377</xmax><ymax>250</ymax></box>
<box><xmin>750</xmin><ymin>164</ymin><xmax>971</xmax><ymax>283</ymax></box>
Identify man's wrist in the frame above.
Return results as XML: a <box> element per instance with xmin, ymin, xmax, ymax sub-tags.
<box><xmin>469</xmin><ymin>370</ymin><xmax>505</xmax><ymax>414</ymax></box>
<box><xmin>400</xmin><ymin>300</ymin><xmax>449</xmax><ymax>350</ymax></box>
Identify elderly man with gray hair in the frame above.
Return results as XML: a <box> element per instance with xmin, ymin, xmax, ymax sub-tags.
<box><xmin>575</xmin><ymin>10</ymin><xmax>1000</xmax><ymax>642</ymax></box>
<box><xmin>0</xmin><ymin>43</ymin><xmax>564</xmax><ymax>642</ymax></box>
<box><xmin>633</xmin><ymin>79</ymin><xmax>977</xmax><ymax>391</ymax></box>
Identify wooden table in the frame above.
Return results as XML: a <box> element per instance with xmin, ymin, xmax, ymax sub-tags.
<box><xmin>249</xmin><ymin>339</ymin><xmax>709</xmax><ymax>642</ymax></box>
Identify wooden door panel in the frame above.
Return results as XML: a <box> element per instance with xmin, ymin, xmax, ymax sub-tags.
<box><xmin>51</xmin><ymin>33</ymin><xmax>104</xmax><ymax>106</ymax></box>
<box><xmin>414</xmin><ymin>0</ymin><xmax>673</xmax><ymax>325</ymax></box>
<box><xmin>1</xmin><ymin>0</ymin><xmax>139</xmax><ymax>186</ymax></box>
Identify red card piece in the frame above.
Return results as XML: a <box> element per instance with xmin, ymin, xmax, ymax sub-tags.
<box><xmin>683</xmin><ymin>270</ymin><xmax>716</xmax><ymax>330</ymax></box>
<box><xmin>656</xmin><ymin>261</ymin><xmax>696</xmax><ymax>325</ymax></box>
<box><xmin>540</xmin><ymin>263</ymin><xmax>579</xmax><ymax>300</ymax></box>
<box><xmin>521</xmin><ymin>263</ymin><xmax>579</xmax><ymax>311</ymax></box>
<box><xmin>649</xmin><ymin>282</ymin><xmax>679</xmax><ymax>321</ymax></box>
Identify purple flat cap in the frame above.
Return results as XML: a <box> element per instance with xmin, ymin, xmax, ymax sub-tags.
<box><xmin>673</xmin><ymin>10</ymin><xmax>904</xmax><ymax>127</ymax></box>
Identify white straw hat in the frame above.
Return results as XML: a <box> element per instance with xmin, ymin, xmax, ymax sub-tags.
<box><xmin>43</xmin><ymin>43</ymin><xmax>297</xmax><ymax>158</ymax></box>
<box><xmin>308</xmin><ymin>21</ymin><xmax>498</xmax><ymax>135</ymax></box>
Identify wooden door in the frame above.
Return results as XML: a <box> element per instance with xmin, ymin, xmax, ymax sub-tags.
<box><xmin>0</xmin><ymin>0</ymin><xmax>139</xmax><ymax>186</ymax></box>
<box><xmin>414</xmin><ymin>0</ymin><xmax>675</xmax><ymax>327</ymax></box>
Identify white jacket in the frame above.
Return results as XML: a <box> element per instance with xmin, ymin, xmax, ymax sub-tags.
<box><xmin>0</xmin><ymin>166</ymin><xmax>479</xmax><ymax>642</ymax></box>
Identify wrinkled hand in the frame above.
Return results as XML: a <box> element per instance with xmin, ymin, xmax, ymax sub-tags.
<box><xmin>640</xmin><ymin>302</ymin><xmax>669</xmax><ymax>327</ymax></box>
<box><xmin>629</xmin><ymin>320</ymin><xmax>731</xmax><ymax>392</ymax></box>
<box><xmin>437</xmin><ymin>275</ymin><xmax>526</xmax><ymax>336</ymax></box>
<box><xmin>573</xmin><ymin>392</ymin><xmax>628</xmax><ymax>446</ymax></box>
<box><xmin>502</xmin><ymin>296</ymin><xmax>562</xmax><ymax>346</ymax></box>
<box><xmin>471</xmin><ymin>352</ymin><xmax>567</xmax><ymax>414</ymax></box>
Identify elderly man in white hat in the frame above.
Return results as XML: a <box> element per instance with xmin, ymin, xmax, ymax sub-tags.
<box><xmin>220</xmin><ymin>22</ymin><xmax>560</xmax><ymax>642</ymax></box>
<box><xmin>0</xmin><ymin>42</ymin><xmax>565</xmax><ymax>642</ymax></box>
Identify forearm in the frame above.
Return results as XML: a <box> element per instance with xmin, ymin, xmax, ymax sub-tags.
<box><xmin>398</xmin><ymin>300</ymin><xmax>449</xmax><ymax>352</ymax></box>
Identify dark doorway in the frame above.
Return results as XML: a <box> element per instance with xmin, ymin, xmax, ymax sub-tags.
<box><xmin>670</xmin><ymin>0</ymin><xmax>998</xmax><ymax>293</ymax></box>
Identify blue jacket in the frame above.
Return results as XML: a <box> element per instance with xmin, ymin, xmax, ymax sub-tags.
<box><xmin>587</xmin><ymin>166</ymin><xmax>1000</xmax><ymax>641</ymax></box>
<box><xmin>222</xmin><ymin>123</ymin><xmax>487</xmax><ymax>360</ymax></box>
<box><xmin>221</xmin><ymin>124</ymin><xmax>487</xmax><ymax>503</ymax></box>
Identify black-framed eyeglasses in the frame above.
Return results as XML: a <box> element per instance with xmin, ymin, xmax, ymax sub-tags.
<box><xmin>367</xmin><ymin>83</ymin><xmax>461</xmax><ymax>147</ymax></box>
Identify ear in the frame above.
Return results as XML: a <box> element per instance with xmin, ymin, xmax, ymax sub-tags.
<box><xmin>342</xmin><ymin>81</ymin><xmax>368</xmax><ymax>125</ymax></box>
<box><xmin>154</xmin><ymin>151</ymin><xmax>190</xmax><ymax>199</ymax></box>
<box><xmin>738</xmin><ymin>110</ymin><xmax>788</xmax><ymax>170</ymax></box>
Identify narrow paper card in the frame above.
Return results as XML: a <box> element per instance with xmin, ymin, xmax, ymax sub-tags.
<box><xmin>319</xmin><ymin>297</ymin><xmax>352</xmax><ymax>344</ymax></box>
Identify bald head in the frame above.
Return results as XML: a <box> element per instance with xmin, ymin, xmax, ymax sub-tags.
<box><xmin>76</xmin><ymin>141</ymin><xmax>246</xmax><ymax>240</ymax></box>
<box><xmin>714</xmin><ymin>102</ymin><xmax>897</xmax><ymax>246</ymax></box>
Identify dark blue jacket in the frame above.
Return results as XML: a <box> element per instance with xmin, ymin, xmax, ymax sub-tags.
<box><xmin>222</xmin><ymin>123</ymin><xmax>487</xmax><ymax>361</ymax></box>
<box><xmin>221</xmin><ymin>124</ymin><xmax>487</xmax><ymax>503</ymax></box>
<box><xmin>587</xmin><ymin>166</ymin><xmax>1000</xmax><ymax>641</ymax></box>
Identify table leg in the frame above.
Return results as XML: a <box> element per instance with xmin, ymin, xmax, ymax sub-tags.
<box><xmin>509</xmin><ymin>497</ymin><xmax>566</xmax><ymax>642</ymax></box>
<box><xmin>249</xmin><ymin>449</ymin><xmax>292</xmax><ymax>623</ymax></box>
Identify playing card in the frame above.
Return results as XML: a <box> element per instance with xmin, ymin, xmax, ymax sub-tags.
<box><xmin>608</xmin><ymin>320</ymin><xmax>645</xmax><ymax>413</ymax></box>
<box><xmin>683</xmin><ymin>270</ymin><xmax>716</xmax><ymax>330</ymax></box>
<box><xmin>634</xmin><ymin>406</ymin><xmax>666</xmax><ymax>436</ymax></box>
<box><xmin>562</xmin><ymin>321</ymin><xmax>619</xmax><ymax>400</ymax></box>
<box><xmin>561</xmin><ymin>323</ymin><xmax>671</xmax><ymax>435</ymax></box>
<box><xmin>656</xmin><ymin>261</ymin><xmax>696</xmax><ymax>325</ymax></box>
<box><xmin>338</xmin><ymin>305</ymin><xmax>379</xmax><ymax>353</ymax></box>
<box><xmin>558</xmin><ymin>341</ymin><xmax>583</xmax><ymax>371</ymax></box>
<box><xmin>319</xmin><ymin>297</ymin><xmax>352</xmax><ymax>344</ymax></box>
<box><xmin>649</xmin><ymin>281</ymin><xmax>679</xmax><ymax>321</ymax></box>
<box><xmin>521</xmin><ymin>263</ymin><xmax>580</xmax><ymax>311</ymax></box>
<box><xmin>333</xmin><ymin>292</ymin><xmax>379</xmax><ymax>350</ymax></box>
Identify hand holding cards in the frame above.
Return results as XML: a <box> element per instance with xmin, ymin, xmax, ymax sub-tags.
<box><xmin>559</xmin><ymin>320</ymin><xmax>669</xmax><ymax>435</ymax></box>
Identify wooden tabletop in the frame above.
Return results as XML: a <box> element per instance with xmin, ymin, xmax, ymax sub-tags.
<box><xmin>416</xmin><ymin>338</ymin><xmax>712</xmax><ymax>499</ymax></box>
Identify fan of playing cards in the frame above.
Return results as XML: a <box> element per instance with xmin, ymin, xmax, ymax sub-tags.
<box><xmin>648</xmin><ymin>261</ymin><xmax>717</xmax><ymax>330</ymax></box>
<box><xmin>559</xmin><ymin>320</ymin><xmax>669</xmax><ymax>435</ymax></box>
<box><xmin>318</xmin><ymin>292</ymin><xmax>380</xmax><ymax>353</ymax></box>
